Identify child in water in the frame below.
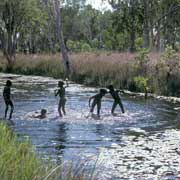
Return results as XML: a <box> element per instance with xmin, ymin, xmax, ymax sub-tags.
<box><xmin>89</xmin><ymin>89</ymin><xmax>107</xmax><ymax>117</ymax></box>
<box><xmin>107</xmin><ymin>85</ymin><xmax>125</xmax><ymax>115</ymax></box>
<box><xmin>55</xmin><ymin>79</ymin><xmax>68</xmax><ymax>117</ymax></box>
<box><xmin>32</xmin><ymin>109</ymin><xmax>47</xmax><ymax>119</ymax></box>
<box><xmin>3</xmin><ymin>80</ymin><xmax>14</xmax><ymax>120</ymax></box>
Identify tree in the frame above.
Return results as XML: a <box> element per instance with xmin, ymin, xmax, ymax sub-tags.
<box><xmin>0</xmin><ymin>0</ymin><xmax>43</xmax><ymax>71</ymax></box>
<box><xmin>42</xmin><ymin>0</ymin><xmax>55</xmax><ymax>54</ymax></box>
<box><xmin>53</xmin><ymin>0</ymin><xmax>70</xmax><ymax>77</ymax></box>
<box><xmin>142</xmin><ymin>0</ymin><xmax>149</xmax><ymax>48</ymax></box>
<box><xmin>108</xmin><ymin>0</ymin><xmax>143</xmax><ymax>52</ymax></box>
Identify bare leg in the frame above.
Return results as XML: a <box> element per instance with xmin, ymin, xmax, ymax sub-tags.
<box><xmin>8</xmin><ymin>101</ymin><xmax>14</xmax><ymax>120</ymax></box>
<box><xmin>118</xmin><ymin>100</ymin><xmax>125</xmax><ymax>113</ymax></box>
<box><xmin>58</xmin><ymin>109</ymin><xmax>63</xmax><ymax>117</ymax></box>
<box><xmin>62</xmin><ymin>102</ymin><xmax>66</xmax><ymax>115</ymax></box>
<box><xmin>58</xmin><ymin>103</ymin><xmax>63</xmax><ymax>117</ymax></box>
<box><xmin>5</xmin><ymin>105</ymin><xmax>8</xmax><ymax>119</ymax></box>
<box><xmin>97</xmin><ymin>102</ymin><xmax>101</xmax><ymax>117</ymax></box>
<box><xmin>90</xmin><ymin>101</ymin><xmax>96</xmax><ymax>114</ymax></box>
<box><xmin>9</xmin><ymin>105</ymin><xmax>14</xmax><ymax>120</ymax></box>
<box><xmin>111</xmin><ymin>101</ymin><xmax>118</xmax><ymax>114</ymax></box>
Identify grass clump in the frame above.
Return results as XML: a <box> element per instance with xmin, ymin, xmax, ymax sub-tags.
<box><xmin>0</xmin><ymin>122</ymin><xmax>99</xmax><ymax>180</ymax></box>
<box><xmin>0</xmin><ymin>122</ymin><xmax>51</xmax><ymax>180</ymax></box>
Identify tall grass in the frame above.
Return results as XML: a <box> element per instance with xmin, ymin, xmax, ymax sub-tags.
<box><xmin>0</xmin><ymin>122</ymin><xmax>56</xmax><ymax>180</ymax></box>
<box><xmin>0</xmin><ymin>122</ymin><xmax>99</xmax><ymax>180</ymax></box>
<box><xmin>0</xmin><ymin>50</ymin><xmax>179</xmax><ymax>96</ymax></box>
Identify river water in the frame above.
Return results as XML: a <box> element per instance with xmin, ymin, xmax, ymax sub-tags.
<box><xmin>0</xmin><ymin>73</ymin><xmax>180</xmax><ymax>180</ymax></box>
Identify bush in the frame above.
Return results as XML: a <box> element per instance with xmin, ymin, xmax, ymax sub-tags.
<box><xmin>133</xmin><ymin>48</ymin><xmax>150</xmax><ymax>76</ymax></box>
<box><xmin>81</xmin><ymin>43</ymin><xmax>92</xmax><ymax>52</ymax></box>
<box><xmin>116</xmin><ymin>33</ymin><xmax>127</xmax><ymax>51</ymax></box>
<box><xmin>155</xmin><ymin>46</ymin><xmax>180</xmax><ymax>95</ymax></box>
<box><xmin>135</xmin><ymin>37</ymin><xmax>143</xmax><ymax>51</ymax></box>
<box><xmin>133</xmin><ymin>76</ymin><xmax>149</xmax><ymax>94</ymax></box>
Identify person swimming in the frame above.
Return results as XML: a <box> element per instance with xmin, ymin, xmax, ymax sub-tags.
<box><xmin>89</xmin><ymin>88</ymin><xmax>107</xmax><ymax>117</ymax></box>
<box><xmin>107</xmin><ymin>85</ymin><xmax>125</xmax><ymax>115</ymax></box>
<box><xmin>32</xmin><ymin>109</ymin><xmax>47</xmax><ymax>119</ymax></box>
<box><xmin>3</xmin><ymin>80</ymin><xmax>14</xmax><ymax>120</ymax></box>
<box><xmin>31</xmin><ymin>109</ymin><xmax>47</xmax><ymax>119</ymax></box>
<box><xmin>55</xmin><ymin>79</ymin><xmax>68</xmax><ymax>117</ymax></box>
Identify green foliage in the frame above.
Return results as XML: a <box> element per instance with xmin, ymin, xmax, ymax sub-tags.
<box><xmin>116</xmin><ymin>33</ymin><xmax>127</xmax><ymax>51</ymax></box>
<box><xmin>66</xmin><ymin>40</ymin><xmax>77</xmax><ymax>52</ymax></box>
<box><xmin>133</xmin><ymin>48</ymin><xmax>149</xmax><ymax>76</ymax></box>
<box><xmin>134</xmin><ymin>76</ymin><xmax>148</xmax><ymax>92</ymax></box>
<box><xmin>155</xmin><ymin>46</ymin><xmax>180</xmax><ymax>95</ymax></box>
<box><xmin>0</xmin><ymin>0</ymin><xmax>179</xmax><ymax>55</ymax></box>
<box><xmin>81</xmin><ymin>43</ymin><xmax>91</xmax><ymax>52</ymax></box>
<box><xmin>91</xmin><ymin>38</ymin><xmax>99</xmax><ymax>49</ymax></box>
<box><xmin>135</xmin><ymin>37</ymin><xmax>143</xmax><ymax>51</ymax></box>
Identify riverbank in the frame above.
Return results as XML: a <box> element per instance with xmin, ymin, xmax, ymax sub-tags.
<box><xmin>0</xmin><ymin>49</ymin><xmax>179</xmax><ymax>97</ymax></box>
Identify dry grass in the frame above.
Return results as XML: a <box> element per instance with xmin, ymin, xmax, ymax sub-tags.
<box><xmin>0</xmin><ymin>51</ymin><xmax>179</xmax><ymax>96</ymax></box>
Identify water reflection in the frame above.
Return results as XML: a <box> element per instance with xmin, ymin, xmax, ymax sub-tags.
<box><xmin>54</xmin><ymin>122</ymin><xmax>68</xmax><ymax>156</ymax></box>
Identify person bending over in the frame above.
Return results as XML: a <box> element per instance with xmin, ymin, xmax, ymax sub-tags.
<box><xmin>89</xmin><ymin>89</ymin><xmax>107</xmax><ymax>117</ymax></box>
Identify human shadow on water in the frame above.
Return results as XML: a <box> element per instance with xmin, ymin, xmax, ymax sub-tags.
<box><xmin>54</xmin><ymin>122</ymin><xmax>68</xmax><ymax>161</ymax></box>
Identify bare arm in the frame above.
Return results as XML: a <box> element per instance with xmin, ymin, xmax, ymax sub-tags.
<box><xmin>64</xmin><ymin>78</ymin><xmax>69</xmax><ymax>88</ymax></box>
<box><xmin>117</xmin><ymin>89</ymin><xmax>125</xmax><ymax>94</ymax></box>
<box><xmin>89</xmin><ymin>95</ymin><xmax>95</xmax><ymax>107</ymax></box>
<box><xmin>55</xmin><ymin>89</ymin><xmax>59</xmax><ymax>96</ymax></box>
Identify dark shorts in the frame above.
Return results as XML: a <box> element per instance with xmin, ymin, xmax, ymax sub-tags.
<box><xmin>4</xmin><ymin>99</ymin><xmax>14</xmax><ymax>107</ymax></box>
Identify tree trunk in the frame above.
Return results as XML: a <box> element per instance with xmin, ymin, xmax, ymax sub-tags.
<box><xmin>149</xmin><ymin>16</ymin><xmax>155</xmax><ymax>51</ymax></box>
<box><xmin>142</xmin><ymin>0</ymin><xmax>149</xmax><ymax>49</ymax></box>
<box><xmin>156</xmin><ymin>23</ymin><xmax>160</xmax><ymax>51</ymax></box>
<box><xmin>0</xmin><ymin>29</ymin><xmax>16</xmax><ymax>72</ymax></box>
<box><xmin>129</xmin><ymin>0</ymin><xmax>135</xmax><ymax>52</ymax></box>
<box><xmin>53</xmin><ymin>0</ymin><xmax>70</xmax><ymax>78</ymax></box>
<box><xmin>43</xmin><ymin>0</ymin><xmax>55</xmax><ymax>54</ymax></box>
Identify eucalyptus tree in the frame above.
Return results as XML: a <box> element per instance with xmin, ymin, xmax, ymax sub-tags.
<box><xmin>108</xmin><ymin>0</ymin><xmax>143</xmax><ymax>52</ymax></box>
<box><xmin>0</xmin><ymin>0</ymin><xmax>43</xmax><ymax>71</ymax></box>
<box><xmin>42</xmin><ymin>0</ymin><xmax>55</xmax><ymax>53</ymax></box>
<box><xmin>53</xmin><ymin>0</ymin><xmax>70</xmax><ymax>77</ymax></box>
<box><xmin>161</xmin><ymin>0</ymin><xmax>180</xmax><ymax>50</ymax></box>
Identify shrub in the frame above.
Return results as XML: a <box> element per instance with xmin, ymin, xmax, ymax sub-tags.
<box><xmin>135</xmin><ymin>37</ymin><xmax>143</xmax><ymax>51</ymax></box>
<box><xmin>155</xmin><ymin>46</ymin><xmax>180</xmax><ymax>95</ymax></box>
<box><xmin>66</xmin><ymin>40</ymin><xmax>77</xmax><ymax>52</ymax></box>
<box><xmin>81</xmin><ymin>43</ymin><xmax>92</xmax><ymax>52</ymax></box>
<box><xmin>133</xmin><ymin>48</ymin><xmax>150</xmax><ymax>76</ymax></box>
<box><xmin>134</xmin><ymin>76</ymin><xmax>148</xmax><ymax>91</ymax></box>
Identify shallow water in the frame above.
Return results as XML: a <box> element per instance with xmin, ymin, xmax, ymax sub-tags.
<box><xmin>0</xmin><ymin>73</ymin><xmax>180</xmax><ymax>180</ymax></box>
